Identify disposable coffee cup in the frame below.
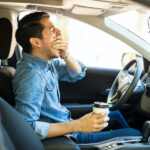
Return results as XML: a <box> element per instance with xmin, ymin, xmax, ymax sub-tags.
<box><xmin>93</xmin><ymin>102</ymin><xmax>109</xmax><ymax>114</ymax></box>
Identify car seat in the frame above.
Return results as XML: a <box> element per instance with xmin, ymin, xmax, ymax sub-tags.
<box><xmin>0</xmin><ymin>97</ymin><xmax>45</xmax><ymax>150</ymax></box>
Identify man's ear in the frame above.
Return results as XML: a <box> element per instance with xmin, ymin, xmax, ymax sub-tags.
<box><xmin>30</xmin><ymin>37</ymin><xmax>41</xmax><ymax>48</ymax></box>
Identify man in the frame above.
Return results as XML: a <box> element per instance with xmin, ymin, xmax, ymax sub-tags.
<box><xmin>12</xmin><ymin>11</ymin><xmax>141</xmax><ymax>143</ymax></box>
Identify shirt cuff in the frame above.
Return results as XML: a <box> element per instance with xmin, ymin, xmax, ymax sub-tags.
<box><xmin>67</xmin><ymin>61</ymin><xmax>87</xmax><ymax>80</ymax></box>
<box><xmin>35</xmin><ymin>121</ymin><xmax>50</xmax><ymax>139</ymax></box>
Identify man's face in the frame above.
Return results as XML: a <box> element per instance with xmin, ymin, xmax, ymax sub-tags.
<box><xmin>39</xmin><ymin>17</ymin><xmax>61</xmax><ymax>59</ymax></box>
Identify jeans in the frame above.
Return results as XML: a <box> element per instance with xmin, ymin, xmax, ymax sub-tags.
<box><xmin>76</xmin><ymin>110</ymin><xmax>142</xmax><ymax>144</ymax></box>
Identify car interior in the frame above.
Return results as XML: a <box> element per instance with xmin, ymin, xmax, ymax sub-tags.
<box><xmin>1</xmin><ymin>0</ymin><xmax>150</xmax><ymax>150</ymax></box>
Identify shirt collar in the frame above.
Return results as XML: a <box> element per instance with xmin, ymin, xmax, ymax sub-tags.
<box><xmin>22</xmin><ymin>52</ymin><xmax>51</xmax><ymax>69</ymax></box>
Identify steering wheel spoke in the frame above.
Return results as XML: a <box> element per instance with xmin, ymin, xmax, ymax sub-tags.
<box><xmin>107</xmin><ymin>57</ymin><xmax>142</xmax><ymax>110</ymax></box>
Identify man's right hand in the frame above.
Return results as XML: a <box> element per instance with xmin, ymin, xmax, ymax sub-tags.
<box><xmin>46</xmin><ymin>112</ymin><xmax>109</xmax><ymax>138</ymax></box>
<box><xmin>75</xmin><ymin>112</ymin><xmax>109</xmax><ymax>133</ymax></box>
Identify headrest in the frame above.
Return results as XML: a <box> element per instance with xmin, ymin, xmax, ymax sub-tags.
<box><xmin>0</xmin><ymin>18</ymin><xmax>12</xmax><ymax>59</ymax></box>
<box><xmin>0</xmin><ymin>10</ymin><xmax>16</xmax><ymax>60</ymax></box>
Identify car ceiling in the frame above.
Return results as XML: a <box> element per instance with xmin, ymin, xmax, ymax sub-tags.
<box><xmin>0</xmin><ymin>0</ymin><xmax>146</xmax><ymax>31</ymax></box>
<box><xmin>0</xmin><ymin>0</ymin><xmax>144</xmax><ymax>16</ymax></box>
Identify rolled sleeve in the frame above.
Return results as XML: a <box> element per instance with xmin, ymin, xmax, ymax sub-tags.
<box><xmin>66</xmin><ymin>61</ymin><xmax>87</xmax><ymax>82</ymax></box>
<box><xmin>53</xmin><ymin>59</ymin><xmax>87</xmax><ymax>82</ymax></box>
<box><xmin>35</xmin><ymin>121</ymin><xmax>50</xmax><ymax>139</ymax></box>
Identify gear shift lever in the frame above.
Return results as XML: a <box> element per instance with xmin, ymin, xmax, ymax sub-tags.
<box><xmin>141</xmin><ymin>121</ymin><xmax>150</xmax><ymax>143</ymax></box>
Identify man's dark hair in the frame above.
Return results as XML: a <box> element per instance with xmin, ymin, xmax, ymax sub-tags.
<box><xmin>16</xmin><ymin>12</ymin><xmax>49</xmax><ymax>53</ymax></box>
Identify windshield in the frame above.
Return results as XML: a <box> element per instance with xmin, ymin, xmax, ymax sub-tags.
<box><xmin>108</xmin><ymin>10</ymin><xmax>150</xmax><ymax>44</ymax></box>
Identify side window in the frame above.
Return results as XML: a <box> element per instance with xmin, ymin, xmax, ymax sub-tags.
<box><xmin>53</xmin><ymin>15</ymin><xmax>140</xmax><ymax>69</ymax></box>
<box><xmin>18</xmin><ymin>12</ymin><xmax>141</xmax><ymax>70</ymax></box>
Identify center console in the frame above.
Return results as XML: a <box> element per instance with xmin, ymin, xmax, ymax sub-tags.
<box><xmin>79</xmin><ymin>136</ymin><xmax>150</xmax><ymax>150</ymax></box>
<box><xmin>79</xmin><ymin>121</ymin><xmax>150</xmax><ymax>150</ymax></box>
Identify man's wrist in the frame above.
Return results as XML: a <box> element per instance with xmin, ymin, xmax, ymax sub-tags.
<box><xmin>65</xmin><ymin>120</ymin><xmax>80</xmax><ymax>133</ymax></box>
<box><xmin>72</xmin><ymin>120</ymin><xmax>81</xmax><ymax>133</ymax></box>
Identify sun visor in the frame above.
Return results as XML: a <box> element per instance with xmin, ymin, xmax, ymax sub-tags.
<box><xmin>71</xmin><ymin>5</ymin><xmax>105</xmax><ymax>16</ymax></box>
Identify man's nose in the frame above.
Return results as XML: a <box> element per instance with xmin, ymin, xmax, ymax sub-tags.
<box><xmin>55</xmin><ymin>28</ymin><xmax>61</xmax><ymax>36</ymax></box>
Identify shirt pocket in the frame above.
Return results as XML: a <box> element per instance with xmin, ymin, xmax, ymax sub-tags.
<box><xmin>45</xmin><ymin>82</ymin><xmax>54</xmax><ymax>91</ymax></box>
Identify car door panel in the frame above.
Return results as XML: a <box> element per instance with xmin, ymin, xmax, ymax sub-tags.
<box><xmin>60</xmin><ymin>67</ymin><xmax>120</xmax><ymax>118</ymax></box>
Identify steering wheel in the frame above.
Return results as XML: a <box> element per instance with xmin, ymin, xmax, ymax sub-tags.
<box><xmin>107</xmin><ymin>57</ymin><xmax>143</xmax><ymax>110</ymax></box>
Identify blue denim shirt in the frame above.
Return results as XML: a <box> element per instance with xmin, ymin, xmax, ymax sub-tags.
<box><xmin>12</xmin><ymin>52</ymin><xmax>86</xmax><ymax>139</ymax></box>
